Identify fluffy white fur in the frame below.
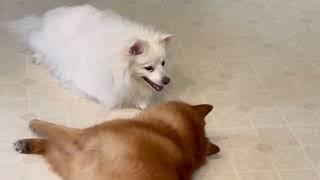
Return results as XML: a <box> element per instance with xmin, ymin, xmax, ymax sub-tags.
<box><xmin>10</xmin><ymin>4</ymin><xmax>173</xmax><ymax>109</ymax></box>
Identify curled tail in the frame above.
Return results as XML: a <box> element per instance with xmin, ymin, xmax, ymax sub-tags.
<box><xmin>8</xmin><ymin>16</ymin><xmax>42</xmax><ymax>43</ymax></box>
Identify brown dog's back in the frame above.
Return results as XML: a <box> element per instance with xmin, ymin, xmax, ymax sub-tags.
<box><xmin>14</xmin><ymin>101</ymin><xmax>220</xmax><ymax>180</ymax></box>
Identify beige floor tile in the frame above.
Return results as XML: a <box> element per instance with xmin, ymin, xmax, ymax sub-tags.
<box><xmin>279</xmin><ymin>170</ymin><xmax>320</xmax><ymax>180</ymax></box>
<box><xmin>219</xmin><ymin>61</ymin><xmax>255</xmax><ymax>77</ymax></box>
<box><xmin>0</xmin><ymin>51</ymin><xmax>26</xmax><ymax>84</ymax></box>
<box><xmin>305</xmin><ymin>145</ymin><xmax>320</xmax><ymax>171</ymax></box>
<box><xmin>292</xmin><ymin>127</ymin><xmax>320</xmax><ymax>146</ymax></box>
<box><xmin>196</xmin><ymin>171</ymin><xmax>239</xmax><ymax>180</ymax></box>
<box><xmin>0</xmin><ymin>84</ymin><xmax>26</xmax><ymax>101</ymax></box>
<box><xmin>0</xmin><ymin>101</ymin><xmax>31</xmax><ymax>142</ymax></box>
<box><xmin>0</xmin><ymin>101</ymin><xmax>28</xmax><ymax>129</ymax></box>
<box><xmin>247</xmin><ymin>107</ymin><xmax>286</xmax><ymax>128</ymax></box>
<box><xmin>257</xmin><ymin>127</ymin><xmax>299</xmax><ymax>148</ymax></box>
<box><xmin>239</xmin><ymin>171</ymin><xmax>280</xmax><ymax>180</ymax></box>
<box><xmin>26</xmin><ymin>64</ymin><xmax>58</xmax><ymax>84</ymax></box>
<box><xmin>209</xmin><ymin>128</ymin><xmax>261</xmax><ymax>150</ymax></box>
<box><xmin>231</xmin><ymin>148</ymin><xmax>274</xmax><ymax>172</ymax></box>
<box><xmin>0</xmin><ymin>100</ymin><xmax>27</xmax><ymax>126</ymax></box>
<box><xmin>65</xmin><ymin>97</ymin><xmax>107</xmax><ymax>127</ymax></box>
<box><xmin>272</xmin><ymin>147</ymin><xmax>313</xmax><ymax>170</ymax></box>
<box><xmin>235</xmin><ymin>90</ymin><xmax>276</xmax><ymax>108</ymax></box>
<box><xmin>281</xmin><ymin>107</ymin><xmax>320</xmax><ymax>127</ymax></box>
<box><xmin>210</xmin><ymin>106</ymin><xmax>253</xmax><ymax>129</ymax></box>
<box><xmin>28</xmin><ymin>97</ymin><xmax>68</xmax><ymax>122</ymax></box>
<box><xmin>205</xmin><ymin>149</ymin><xmax>237</xmax><ymax>173</ymax></box>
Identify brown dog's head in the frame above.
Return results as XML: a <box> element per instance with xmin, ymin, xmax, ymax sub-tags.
<box><xmin>146</xmin><ymin>101</ymin><xmax>220</xmax><ymax>160</ymax></box>
<box><xmin>191</xmin><ymin>103</ymin><xmax>220</xmax><ymax>156</ymax></box>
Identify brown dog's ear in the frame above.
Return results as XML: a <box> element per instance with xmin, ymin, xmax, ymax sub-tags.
<box><xmin>193</xmin><ymin>104</ymin><xmax>213</xmax><ymax>117</ymax></box>
<box><xmin>206</xmin><ymin>142</ymin><xmax>220</xmax><ymax>155</ymax></box>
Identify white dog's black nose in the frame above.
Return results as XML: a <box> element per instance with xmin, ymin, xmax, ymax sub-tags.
<box><xmin>162</xmin><ymin>77</ymin><xmax>171</xmax><ymax>85</ymax></box>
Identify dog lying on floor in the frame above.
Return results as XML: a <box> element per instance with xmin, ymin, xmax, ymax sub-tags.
<box><xmin>9</xmin><ymin>4</ymin><xmax>173</xmax><ymax>109</ymax></box>
<box><xmin>14</xmin><ymin>101</ymin><xmax>220</xmax><ymax>180</ymax></box>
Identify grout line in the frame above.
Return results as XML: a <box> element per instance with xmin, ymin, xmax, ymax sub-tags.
<box><xmin>276</xmin><ymin>107</ymin><xmax>320</xmax><ymax>179</ymax></box>
<box><xmin>267</xmin><ymin>26</ymin><xmax>320</xmax><ymax>178</ymax></box>
<box><xmin>227</xmin><ymin>150</ymin><xmax>242</xmax><ymax>180</ymax></box>
<box><xmin>247</xmin><ymin>53</ymin><xmax>320</xmax><ymax>179</ymax></box>
<box><xmin>249</xmin><ymin>40</ymin><xmax>320</xmax><ymax>180</ymax></box>
<box><xmin>236</xmin><ymin>168</ymin><xmax>314</xmax><ymax>173</ymax></box>
<box><xmin>25</xmin><ymin>55</ymin><xmax>31</xmax><ymax>113</ymax></box>
<box><xmin>213</xmin><ymin>57</ymin><xmax>244</xmax><ymax>180</ymax></box>
<box><xmin>249</xmin><ymin>75</ymin><xmax>284</xmax><ymax>180</ymax></box>
<box><xmin>277</xmin><ymin>65</ymin><xmax>320</xmax><ymax>180</ymax></box>
<box><xmin>246</xmin><ymin>53</ymin><xmax>284</xmax><ymax>180</ymax></box>
<box><xmin>231</xmin><ymin>161</ymin><xmax>242</xmax><ymax>180</ymax></box>
<box><xmin>253</xmin><ymin>0</ymin><xmax>320</xmax><ymax>178</ymax></box>
<box><xmin>208</xmin><ymin>126</ymin><xmax>277</xmax><ymax>131</ymax></box>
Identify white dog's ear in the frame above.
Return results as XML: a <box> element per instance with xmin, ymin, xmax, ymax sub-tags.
<box><xmin>129</xmin><ymin>40</ymin><xmax>146</xmax><ymax>55</ymax></box>
<box><xmin>160</xmin><ymin>34</ymin><xmax>173</xmax><ymax>45</ymax></box>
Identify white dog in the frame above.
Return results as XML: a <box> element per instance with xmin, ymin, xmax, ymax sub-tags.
<box><xmin>10</xmin><ymin>4</ymin><xmax>172</xmax><ymax>109</ymax></box>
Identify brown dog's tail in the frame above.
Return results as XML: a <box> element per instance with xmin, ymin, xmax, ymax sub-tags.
<box><xmin>13</xmin><ymin>138</ymin><xmax>47</xmax><ymax>155</ymax></box>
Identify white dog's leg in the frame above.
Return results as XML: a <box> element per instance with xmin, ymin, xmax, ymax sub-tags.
<box><xmin>31</xmin><ymin>53</ymin><xmax>44</xmax><ymax>65</ymax></box>
<box><xmin>137</xmin><ymin>100</ymin><xmax>149</xmax><ymax>110</ymax></box>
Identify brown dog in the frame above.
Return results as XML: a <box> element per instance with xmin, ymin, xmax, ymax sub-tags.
<box><xmin>14</xmin><ymin>101</ymin><xmax>220</xmax><ymax>180</ymax></box>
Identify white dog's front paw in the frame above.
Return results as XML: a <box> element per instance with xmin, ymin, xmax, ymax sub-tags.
<box><xmin>31</xmin><ymin>53</ymin><xmax>43</xmax><ymax>65</ymax></box>
<box><xmin>138</xmin><ymin>102</ymin><xmax>149</xmax><ymax>110</ymax></box>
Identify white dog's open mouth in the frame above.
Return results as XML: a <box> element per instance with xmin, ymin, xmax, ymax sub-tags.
<box><xmin>142</xmin><ymin>76</ymin><xmax>164</xmax><ymax>91</ymax></box>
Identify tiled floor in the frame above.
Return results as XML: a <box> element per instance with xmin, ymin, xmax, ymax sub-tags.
<box><xmin>1</xmin><ymin>0</ymin><xmax>320</xmax><ymax>179</ymax></box>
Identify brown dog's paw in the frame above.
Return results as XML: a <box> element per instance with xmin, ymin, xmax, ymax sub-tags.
<box><xmin>13</xmin><ymin>140</ymin><xmax>32</xmax><ymax>154</ymax></box>
<box><xmin>13</xmin><ymin>139</ymin><xmax>46</xmax><ymax>154</ymax></box>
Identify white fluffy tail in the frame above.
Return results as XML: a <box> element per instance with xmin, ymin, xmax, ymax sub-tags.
<box><xmin>8</xmin><ymin>16</ymin><xmax>42</xmax><ymax>43</ymax></box>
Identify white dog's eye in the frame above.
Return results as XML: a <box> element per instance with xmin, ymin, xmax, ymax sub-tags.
<box><xmin>161</xmin><ymin>61</ymin><xmax>165</xmax><ymax>66</ymax></box>
<box><xmin>144</xmin><ymin>66</ymin><xmax>154</xmax><ymax>71</ymax></box>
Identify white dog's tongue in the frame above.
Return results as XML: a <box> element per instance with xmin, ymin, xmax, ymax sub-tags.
<box><xmin>142</xmin><ymin>76</ymin><xmax>164</xmax><ymax>92</ymax></box>
<box><xmin>154</xmin><ymin>84</ymin><xmax>163</xmax><ymax>91</ymax></box>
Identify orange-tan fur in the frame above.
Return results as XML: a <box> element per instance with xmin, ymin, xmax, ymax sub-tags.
<box><xmin>14</xmin><ymin>101</ymin><xmax>220</xmax><ymax>180</ymax></box>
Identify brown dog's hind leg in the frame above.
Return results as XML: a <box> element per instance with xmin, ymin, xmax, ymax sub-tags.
<box><xmin>13</xmin><ymin>138</ymin><xmax>47</xmax><ymax>154</ymax></box>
